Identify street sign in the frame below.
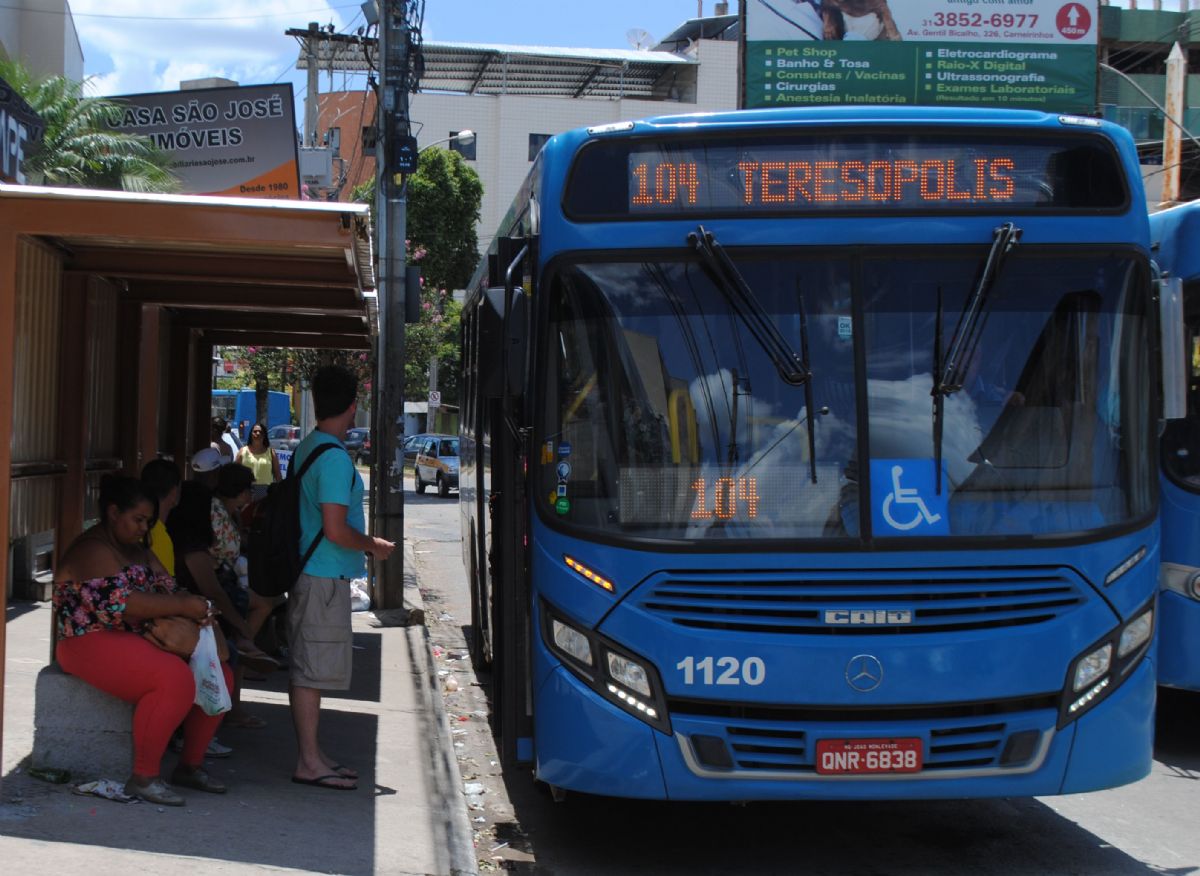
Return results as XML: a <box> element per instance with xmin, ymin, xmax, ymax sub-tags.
<box><xmin>428</xmin><ymin>390</ymin><xmax>441</xmax><ymax>407</ymax></box>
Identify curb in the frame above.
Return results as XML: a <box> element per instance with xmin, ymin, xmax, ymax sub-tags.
<box><xmin>403</xmin><ymin>540</ymin><xmax>480</xmax><ymax>876</ymax></box>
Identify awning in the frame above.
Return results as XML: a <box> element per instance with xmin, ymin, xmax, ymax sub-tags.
<box><xmin>0</xmin><ymin>184</ymin><xmax>376</xmax><ymax>347</ymax></box>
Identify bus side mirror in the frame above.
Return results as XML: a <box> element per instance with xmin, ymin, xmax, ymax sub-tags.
<box><xmin>506</xmin><ymin>290</ymin><xmax>528</xmax><ymax>397</ymax></box>
<box><xmin>481</xmin><ymin>286</ymin><xmax>528</xmax><ymax>399</ymax></box>
<box><xmin>1161</xmin><ymin>276</ymin><xmax>1187</xmax><ymax>421</ymax></box>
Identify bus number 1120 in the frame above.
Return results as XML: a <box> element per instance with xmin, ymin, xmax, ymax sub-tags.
<box><xmin>677</xmin><ymin>656</ymin><xmax>767</xmax><ymax>686</ymax></box>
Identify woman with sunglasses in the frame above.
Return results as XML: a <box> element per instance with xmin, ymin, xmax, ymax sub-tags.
<box><xmin>236</xmin><ymin>421</ymin><xmax>281</xmax><ymax>501</ymax></box>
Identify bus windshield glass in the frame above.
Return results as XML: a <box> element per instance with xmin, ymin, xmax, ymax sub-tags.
<box><xmin>537</xmin><ymin>250</ymin><xmax>1152</xmax><ymax>543</ymax></box>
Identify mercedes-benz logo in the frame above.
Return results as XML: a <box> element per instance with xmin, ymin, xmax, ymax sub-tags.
<box><xmin>845</xmin><ymin>654</ymin><xmax>883</xmax><ymax>693</ymax></box>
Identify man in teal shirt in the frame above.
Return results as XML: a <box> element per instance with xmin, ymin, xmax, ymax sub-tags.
<box><xmin>288</xmin><ymin>365</ymin><xmax>394</xmax><ymax>791</ymax></box>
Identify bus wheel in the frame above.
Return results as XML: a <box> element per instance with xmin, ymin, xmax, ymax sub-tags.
<box><xmin>468</xmin><ymin>549</ymin><xmax>491</xmax><ymax>667</ymax></box>
<box><xmin>535</xmin><ymin>780</ymin><xmax>567</xmax><ymax>803</ymax></box>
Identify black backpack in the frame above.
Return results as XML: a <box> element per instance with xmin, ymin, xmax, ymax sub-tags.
<box><xmin>246</xmin><ymin>442</ymin><xmax>348</xmax><ymax>597</ymax></box>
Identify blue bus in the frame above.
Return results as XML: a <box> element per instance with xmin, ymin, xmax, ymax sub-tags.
<box><xmin>1148</xmin><ymin>202</ymin><xmax>1199</xmax><ymax>690</ymax></box>
<box><xmin>460</xmin><ymin>107</ymin><xmax>1166</xmax><ymax>801</ymax></box>
<box><xmin>211</xmin><ymin>388</ymin><xmax>291</xmax><ymax>440</ymax></box>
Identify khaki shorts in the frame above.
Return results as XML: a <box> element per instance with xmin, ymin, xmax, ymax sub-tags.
<box><xmin>287</xmin><ymin>573</ymin><xmax>352</xmax><ymax>690</ymax></box>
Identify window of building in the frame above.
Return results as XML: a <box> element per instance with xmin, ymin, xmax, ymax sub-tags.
<box><xmin>529</xmin><ymin>133</ymin><xmax>552</xmax><ymax>161</ymax></box>
<box><xmin>450</xmin><ymin>131</ymin><xmax>476</xmax><ymax>161</ymax></box>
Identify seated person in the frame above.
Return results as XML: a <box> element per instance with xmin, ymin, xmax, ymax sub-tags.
<box><xmin>53</xmin><ymin>475</ymin><xmax>231</xmax><ymax>806</ymax></box>
<box><xmin>169</xmin><ymin>476</ymin><xmax>275</xmax><ymax>731</ymax></box>
<box><xmin>211</xmin><ymin>463</ymin><xmax>281</xmax><ymax>674</ymax></box>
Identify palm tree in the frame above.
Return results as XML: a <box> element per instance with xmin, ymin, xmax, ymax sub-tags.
<box><xmin>0</xmin><ymin>60</ymin><xmax>177</xmax><ymax>193</ymax></box>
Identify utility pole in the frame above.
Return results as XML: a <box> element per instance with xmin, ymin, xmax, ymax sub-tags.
<box><xmin>374</xmin><ymin>1</ymin><xmax>416</xmax><ymax>610</ymax></box>
<box><xmin>304</xmin><ymin>22</ymin><xmax>319</xmax><ymax>145</ymax></box>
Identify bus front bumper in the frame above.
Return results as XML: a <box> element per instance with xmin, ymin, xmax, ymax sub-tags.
<box><xmin>532</xmin><ymin>656</ymin><xmax>1155</xmax><ymax>801</ymax></box>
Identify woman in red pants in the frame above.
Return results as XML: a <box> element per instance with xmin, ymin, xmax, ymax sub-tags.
<box><xmin>53</xmin><ymin>474</ymin><xmax>234</xmax><ymax>806</ymax></box>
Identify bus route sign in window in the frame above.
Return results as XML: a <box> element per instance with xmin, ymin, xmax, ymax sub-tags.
<box><xmin>563</xmin><ymin>131</ymin><xmax>1127</xmax><ymax>219</ymax></box>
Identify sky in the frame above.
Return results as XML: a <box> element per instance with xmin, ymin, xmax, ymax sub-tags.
<box><xmin>70</xmin><ymin>0</ymin><xmax>710</xmax><ymax>106</ymax></box>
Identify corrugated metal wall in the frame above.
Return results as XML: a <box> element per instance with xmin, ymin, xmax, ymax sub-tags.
<box><xmin>7</xmin><ymin>257</ymin><xmax>123</xmax><ymax>540</ymax></box>
<box><xmin>86</xmin><ymin>277</ymin><xmax>120</xmax><ymax>461</ymax></box>
<box><xmin>9</xmin><ymin>239</ymin><xmax>63</xmax><ymax>539</ymax></box>
<box><xmin>84</xmin><ymin>277</ymin><xmax>122</xmax><ymax>523</ymax></box>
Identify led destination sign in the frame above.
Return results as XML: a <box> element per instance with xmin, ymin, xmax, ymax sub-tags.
<box><xmin>631</xmin><ymin>154</ymin><xmax>1018</xmax><ymax>211</ymax></box>
<box><xmin>564</xmin><ymin>132</ymin><xmax>1126</xmax><ymax>219</ymax></box>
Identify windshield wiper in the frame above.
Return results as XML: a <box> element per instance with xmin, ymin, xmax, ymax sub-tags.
<box><xmin>689</xmin><ymin>226</ymin><xmax>822</xmax><ymax>483</ymax></box>
<box><xmin>689</xmin><ymin>226</ymin><xmax>810</xmax><ymax>386</ymax></box>
<box><xmin>931</xmin><ymin>221</ymin><xmax>1022</xmax><ymax>493</ymax></box>
<box><xmin>797</xmin><ymin>283</ymin><xmax>819</xmax><ymax>484</ymax></box>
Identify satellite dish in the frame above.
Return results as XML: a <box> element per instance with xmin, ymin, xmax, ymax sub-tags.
<box><xmin>626</xmin><ymin>28</ymin><xmax>655</xmax><ymax>50</ymax></box>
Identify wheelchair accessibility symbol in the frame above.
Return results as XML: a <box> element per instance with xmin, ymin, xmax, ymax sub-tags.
<box><xmin>870</xmin><ymin>460</ymin><xmax>950</xmax><ymax>536</ymax></box>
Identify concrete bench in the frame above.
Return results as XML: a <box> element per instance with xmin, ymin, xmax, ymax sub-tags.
<box><xmin>31</xmin><ymin>665</ymin><xmax>133</xmax><ymax>780</ymax></box>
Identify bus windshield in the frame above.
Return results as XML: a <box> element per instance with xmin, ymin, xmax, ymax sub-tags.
<box><xmin>537</xmin><ymin>250</ymin><xmax>1152</xmax><ymax>543</ymax></box>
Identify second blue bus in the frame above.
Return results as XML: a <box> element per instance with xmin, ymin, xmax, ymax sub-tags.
<box><xmin>1148</xmin><ymin>202</ymin><xmax>1198</xmax><ymax>690</ymax></box>
<box><xmin>211</xmin><ymin>388</ymin><xmax>291</xmax><ymax>440</ymax></box>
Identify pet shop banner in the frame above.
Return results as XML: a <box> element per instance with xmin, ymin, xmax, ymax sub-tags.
<box><xmin>745</xmin><ymin>0</ymin><xmax>1098</xmax><ymax>113</ymax></box>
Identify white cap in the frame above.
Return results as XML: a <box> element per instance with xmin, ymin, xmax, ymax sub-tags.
<box><xmin>190</xmin><ymin>447</ymin><xmax>222</xmax><ymax>473</ymax></box>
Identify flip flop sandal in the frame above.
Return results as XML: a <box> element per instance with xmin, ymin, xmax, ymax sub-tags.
<box><xmin>291</xmin><ymin>774</ymin><xmax>357</xmax><ymax>791</ymax></box>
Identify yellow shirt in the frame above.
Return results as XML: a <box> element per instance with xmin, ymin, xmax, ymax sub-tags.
<box><xmin>148</xmin><ymin>519</ymin><xmax>175</xmax><ymax>576</ymax></box>
<box><xmin>239</xmin><ymin>446</ymin><xmax>276</xmax><ymax>486</ymax></box>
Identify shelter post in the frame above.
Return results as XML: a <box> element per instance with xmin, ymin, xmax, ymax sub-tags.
<box><xmin>0</xmin><ymin>227</ymin><xmax>18</xmax><ymax>783</ymax></box>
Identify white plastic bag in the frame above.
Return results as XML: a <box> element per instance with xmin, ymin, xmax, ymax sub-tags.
<box><xmin>349</xmin><ymin>577</ymin><xmax>371</xmax><ymax>612</ymax></box>
<box><xmin>190</xmin><ymin>625</ymin><xmax>232</xmax><ymax>716</ymax></box>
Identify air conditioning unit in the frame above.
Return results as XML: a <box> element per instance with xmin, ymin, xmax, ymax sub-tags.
<box><xmin>10</xmin><ymin>529</ymin><xmax>55</xmax><ymax>601</ymax></box>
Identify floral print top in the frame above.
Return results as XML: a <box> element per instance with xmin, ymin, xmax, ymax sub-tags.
<box><xmin>53</xmin><ymin>564</ymin><xmax>177</xmax><ymax>639</ymax></box>
<box><xmin>210</xmin><ymin>497</ymin><xmax>240</xmax><ymax>565</ymax></box>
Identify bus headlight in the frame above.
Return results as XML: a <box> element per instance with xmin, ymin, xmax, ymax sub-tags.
<box><xmin>552</xmin><ymin>618</ymin><xmax>593</xmax><ymax>668</ymax></box>
<box><xmin>607</xmin><ymin>652</ymin><xmax>651</xmax><ymax>697</ymax></box>
<box><xmin>1059</xmin><ymin>599</ymin><xmax>1155</xmax><ymax>728</ymax></box>
<box><xmin>1118</xmin><ymin>608</ymin><xmax>1153</xmax><ymax>658</ymax></box>
<box><xmin>541</xmin><ymin>601</ymin><xmax>670</xmax><ymax>733</ymax></box>
<box><xmin>1072</xmin><ymin>643</ymin><xmax>1111</xmax><ymax>693</ymax></box>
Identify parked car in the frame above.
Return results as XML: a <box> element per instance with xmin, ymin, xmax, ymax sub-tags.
<box><xmin>414</xmin><ymin>435</ymin><xmax>459</xmax><ymax>497</ymax></box>
<box><xmin>344</xmin><ymin>427</ymin><xmax>372</xmax><ymax>464</ymax></box>
<box><xmin>267</xmin><ymin>424</ymin><xmax>302</xmax><ymax>453</ymax></box>
<box><xmin>402</xmin><ymin>433</ymin><xmax>436</xmax><ymax>465</ymax></box>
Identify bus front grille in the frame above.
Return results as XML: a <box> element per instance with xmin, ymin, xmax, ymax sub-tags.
<box><xmin>637</xmin><ymin>567</ymin><xmax>1086</xmax><ymax>635</ymax></box>
<box><xmin>687</xmin><ymin>716</ymin><xmax>1038</xmax><ymax>776</ymax></box>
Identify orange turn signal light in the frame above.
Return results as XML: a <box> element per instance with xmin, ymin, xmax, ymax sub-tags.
<box><xmin>564</xmin><ymin>555</ymin><xmax>615</xmax><ymax>592</ymax></box>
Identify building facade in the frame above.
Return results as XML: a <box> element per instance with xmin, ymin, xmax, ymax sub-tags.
<box><xmin>0</xmin><ymin>0</ymin><xmax>83</xmax><ymax>81</ymax></box>
<box><xmin>316</xmin><ymin>17</ymin><xmax>740</xmax><ymax>252</ymax></box>
<box><xmin>314</xmin><ymin>3</ymin><xmax>1200</xmax><ymax>231</ymax></box>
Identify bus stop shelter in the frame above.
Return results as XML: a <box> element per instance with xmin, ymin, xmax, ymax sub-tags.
<box><xmin>0</xmin><ymin>183</ymin><xmax>376</xmax><ymax>776</ymax></box>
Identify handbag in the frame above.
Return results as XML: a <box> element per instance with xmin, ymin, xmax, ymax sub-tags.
<box><xmin>143</xmin><ymin>616</ymin><xmax>201</xmax><ymax>658</ymax></box>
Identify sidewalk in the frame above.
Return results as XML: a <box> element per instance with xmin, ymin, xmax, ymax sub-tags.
<box><xmin>0</xmin><ymin>543</ymin><xmax>477</xmax><ymax>876</ymax></box>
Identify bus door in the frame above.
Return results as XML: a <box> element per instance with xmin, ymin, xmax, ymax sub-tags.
<box><xmin>483</xmin><ymin>235</ymin><xmax>536</xmax><ymax>765</ymax></box>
